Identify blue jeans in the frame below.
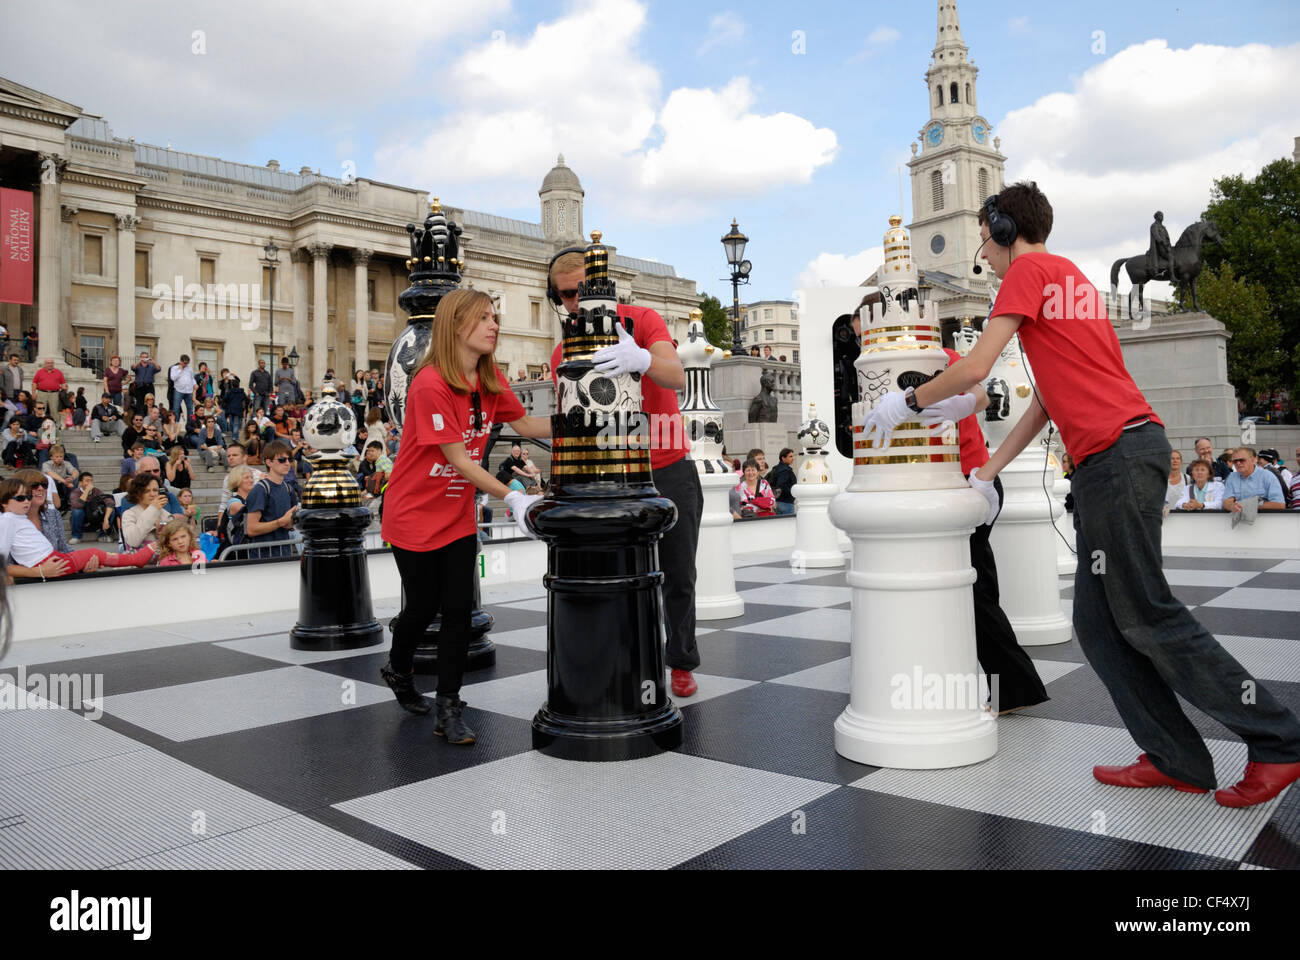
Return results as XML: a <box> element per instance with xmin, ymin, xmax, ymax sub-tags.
<box><xmin>70</xmin><ymin>508</ymin><xmax>85</xmax><ymax>538</ymax></box>
<box><xmin>173</xmin><ymin>391</ymin><xmax>194</xmax><ymax>420</ymax></box>
<box><xmin>1070</xmin><ymin>422</ymin><xmax>1300</xmax><ymax>787</ymax></box>
<box><xmin>775</xmin><ymin>500</ymin><xmax>795</xmax><ymax>516</ymax></box>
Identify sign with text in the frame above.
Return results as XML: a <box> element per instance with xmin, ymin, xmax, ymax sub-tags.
<box><xmin>0</xmin><ymin>188</ymin><xmax>35</xmax><ymax>305</ymax></box>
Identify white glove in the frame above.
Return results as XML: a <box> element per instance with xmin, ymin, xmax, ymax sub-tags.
<box><xmin>503</xmin><ymin>490</ymin><xmax>542</xmax><ymax>539</ymax></box>
<box><xmin>592</xmin><ymin>322</ymin><xmax>652</xmax><ymax>377</ymax></box>
<box><xmin>920</xmin><ymin>392</ymin><xmax>977</xmax><ymax>433</ymax></box>
<box><xmin>969</xmin><ymin>468</ymin><xmax>1000</xmax><ymax>526</ymax></box>
<box><xmin>860</xmin><ymin>391</ymin><xmax>911</xmax><ymax>449</ymax></box>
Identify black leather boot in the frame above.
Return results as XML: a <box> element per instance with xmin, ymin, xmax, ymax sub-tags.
<box><xmin>380</xmin><ymin>662</ymin><xmax>431</xmax><ymax>715</ymax></box>
<box><xmin>434</xmin><ymin>694</ymin><xmax>476</xmax><ymax>745</ymax></box>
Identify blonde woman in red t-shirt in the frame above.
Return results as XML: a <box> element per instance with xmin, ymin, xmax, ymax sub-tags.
<box><xmin>378</xmin><ymin>289</ymin><xmax>551</xmax><ymax>744</ymax></box>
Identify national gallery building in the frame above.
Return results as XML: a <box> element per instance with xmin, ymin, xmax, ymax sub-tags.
<box><xmin>0</xmin><ymin>76</ymin><xmax>700</xmax><ymax>388</ymax></box>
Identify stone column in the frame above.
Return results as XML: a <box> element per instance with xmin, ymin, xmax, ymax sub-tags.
<box><xmin>291</xmin><ymin>248</ymin><xmax>309</xmax><ymax>359</ymax></box>
<box><xmin>115</xmin><ymin>214</ymin><xmax>140</xmax><ymax>360</ymax></box>
<box><xmin>353</xmin><ymin>248</ymin><xmax>372</xmax><ymax>374</ymax></box>
<box><xmin>36</xmin><ymin>152</ymin><xmax>66</xmax><ymax>363</ymax></box>
<box><xmin>309</xmin><ymin>242</ymin><xmax>332</xmax><ymax>387</ymax></box>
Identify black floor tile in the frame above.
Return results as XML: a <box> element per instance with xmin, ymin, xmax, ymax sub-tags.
<box><xmin>302</xmin><ymin>807</ymin><xmax>479</xmax><ymax>870</ymax></box>
<box><xmin>168</xmin><ymin>701</ymin><xmax>535</xmax><ymax>809</ymax></box>
<box><xmin>676</xmin><ymin>788</ymin><xmax>1239</xmax><ymax>870</ymax></box>
<box><xmin>1171</xmin><ymin>584</ymin><xmax>1237</xmax><ymax>607</ymax></box>
<box><xmin>1162</xmin><ymin>556</ymin><xmax>1281</xmax><ymax>571</ymax></box>
<box><xmin>696</xmin><ymin>630</ymin><xmax>848</xmax><ymax>681</ymax></box>
<box><xmin>700</xmin><ymin>602</ymin><xmax>821</xmax><ymax>628</ymax></box>
<box><xmin>676</xmin><ymin>682</ymin><xmax>866</xmax><ymax>784</ymax></box>
<box><xmin>1</xmin><ymin>643</ymin><xmax>283</xmax><ymax>698</ymax></box>
<box><xmin>1240</xmin><ymin>572</ymin><xmax>1300</xmax><ymax>592</ymax></box>
<box><xmin>1239</xmin><ymin>776</ymin><xmax>1300</xmax><ymax>870</ymax></box>
<box><xmin>1195</xmin><ymin>607</ymin><xmax>1300</xmax><ymax>642</ymax></box>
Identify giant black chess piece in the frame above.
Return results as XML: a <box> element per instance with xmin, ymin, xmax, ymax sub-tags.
<box><xmin>528</xmin><ymin>232</ymin><xmax>683</xmax><ymax>761</ymax></box>
<box><xmin>383</xmin><ymin>199</ymin><xmax>495</xmax><ymax>670</ymax></box>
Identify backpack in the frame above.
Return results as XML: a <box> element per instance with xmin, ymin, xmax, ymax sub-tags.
<box><xmin>1261</xmin><ymin>464</ymin><xmax>1294</xmax><ymax>508</ymax></box>
<box><xmin>218</xmin><ymin>494</ymin><xmax>248</xmax><ymax>546</ymax></box>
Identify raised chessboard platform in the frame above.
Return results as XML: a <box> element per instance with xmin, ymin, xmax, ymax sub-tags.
<box><xmin>1</xmin><ymin>549</ymin><xmax>1297</xmax><ymax>870</ymax></box>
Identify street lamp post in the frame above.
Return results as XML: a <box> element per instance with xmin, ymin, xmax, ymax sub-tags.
<box><xmin>721</xmin><ymin>219</ymin><xmax>752</xmax><ymax>354</ymax></box>
<box><xmin>262</xmin><ymin>241</ymin><xmax>280</xmax><ymax>367</ymax></box>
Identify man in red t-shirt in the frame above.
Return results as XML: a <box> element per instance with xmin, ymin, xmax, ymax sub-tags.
<box><xmin>32</xmin><ymin>358</ymin><xmax>67</xmax><ymax>424</ymax></box>
<box><xmin>549</xmin><ymin>251</ymin><xmax>702</xmax><ymax>697</ymax></box>
<box><xmin>864</xmin><ymin>182</ymin><xmax>1300</xmax><ymax>807</ymax></box>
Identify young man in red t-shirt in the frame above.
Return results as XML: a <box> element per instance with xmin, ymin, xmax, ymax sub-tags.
<box><xmin>549</xmin><ymin>251</ymin><xmax>702</xmax><ymax>697</ymax></box>
<box><xmin>864</xmin><ymin>182</ymin><xmax>1300</xmax><ymax>807</ymax></box>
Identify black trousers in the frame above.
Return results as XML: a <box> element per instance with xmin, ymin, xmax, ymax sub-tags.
<box><xmin>970</xmin><ymin>475</ymin><xmax>1049</xmax><ymax>711</ymax></box>
<box><xmin>654</xmin><ymin>457</ymin><xmax>703</xmax><ymax>671</ymax></box>
<box><xmin>388</xmin><ymin>535</ymin><xmax>477</xmax><ymax>697</ymax></box>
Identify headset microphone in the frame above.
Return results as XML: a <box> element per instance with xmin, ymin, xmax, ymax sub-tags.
<box><xmin>971</xmin><ymin>236</ymin><xmax>989</xmax><ymax>275</ymax></box>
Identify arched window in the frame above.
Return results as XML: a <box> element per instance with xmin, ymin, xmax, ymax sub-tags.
<box><xmin>965</xmin><ymin>83</ymin><xmax>971</xmax><ymax>104</ymax></box>
<box><xmin>978</xmin><ymin>168</ymin><xmax>989</xmax><ymax>201</ymax></box>
<box><xmin>950</xmin><ymin>82</ymin><xmax>959</xmax><ymax>104</ymax></box>
<box><xmin>931</xmin><ymin>170</ymin><xmax>945</xmax><ymax>211</ymax></box>
<box><xmin>936</xmin><ymin>86</ymin><xmax>943</xmax><ymax>108</ymax></box>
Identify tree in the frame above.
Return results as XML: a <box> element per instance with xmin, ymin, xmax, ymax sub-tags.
<box><xmin>1196</xmin><ymin>263</ymin><xmax>1280</xmax><ymax>400</ymax></box>
<box><xmin>1201</xmin><ymin>157</ymin><xmax>1300</xmax><ymax>397</ymax></box>
<box><xmin>698</xmin><ymin>294</ymin><xmax>735</xmax><ymax>350</ymax></box>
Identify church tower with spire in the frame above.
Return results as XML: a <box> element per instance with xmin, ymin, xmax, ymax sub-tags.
<box><xmin>907</xmin><ymin>0</ymin><xmax>1006</xmax><ymax>283</ymax></box>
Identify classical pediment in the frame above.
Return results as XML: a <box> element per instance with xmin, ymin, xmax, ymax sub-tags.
<box><xmin>0</xmin><ymin>75</ymin><xmax>83</xmax><ymax>128</ymax></box>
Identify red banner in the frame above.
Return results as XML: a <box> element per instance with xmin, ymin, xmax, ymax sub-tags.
<box><xmin>0</xmin><ymin>188</ymin><xmax>35</xmax><ymax>305</ymax></box>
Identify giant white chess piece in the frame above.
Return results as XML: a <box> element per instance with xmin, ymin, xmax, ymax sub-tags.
<box><xmin>677</xmin><ymin>311</ymin><xmax>743</xmax><ymax>620</ymax></box>
<box><xmin>831</xmin><ymin>217</ymin><xmax>995</xmax><ymax>769</ymax></box>
<box><xmin>979</xmin><ymin>337</ymin><xmax>1072</xmax><ymax>646</ymax></box>
<box><xmin>791</xmin><ymin>404</ymin><xmax>843</xmax><ymax>569</ymax></box>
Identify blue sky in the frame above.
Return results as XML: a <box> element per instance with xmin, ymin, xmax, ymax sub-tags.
<box><xmin>4</xmin><ymin>0</ymin><xmax>1299</xmax><ymax>303</ymax></box>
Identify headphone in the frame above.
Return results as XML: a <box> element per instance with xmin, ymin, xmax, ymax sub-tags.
<box><xmin>546</xmin><ymin>246</ymin><xmax>588</xmax><ymax>306</ymax></box>
<box><xmin>971</xmin><ymin>195</ymin><xmax>1019</xmax><ymax>275</ymax></box>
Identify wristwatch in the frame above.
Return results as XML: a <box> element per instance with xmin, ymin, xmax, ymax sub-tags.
<box><xmin>903</xmin><ymin>386</ymin><xmax>924</xmax><ymax>414</ymax></box>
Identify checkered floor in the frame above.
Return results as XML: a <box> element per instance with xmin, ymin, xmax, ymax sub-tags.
<box><xmin>2</xmin><ymin>549</ymin><xmax>1298</xmax><ymax>870</ymax></box>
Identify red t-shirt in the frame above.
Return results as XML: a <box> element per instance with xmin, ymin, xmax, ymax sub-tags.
<box><xmin>33</xmin><ymin>368</ymin><xmax>66</xmax><ymax>391</ymax></box>
<box><xmin>381</xmin><ymin>365</ymin><xmax>525</xmax><ymax>551</ymax></box>
<box><xmin>550</xmin><ymin>304</ymin><xmax>689</xmax><ymax>472</ymax></box>
<box><xmin>990</xmin><ymin>252</ymin><xmax>1160</xmax><ymax>463</ymax></box>
<box><xmin>942</xmin><ymin>348</ymin><xmax>989</xmax><ymax>475</ymax></box>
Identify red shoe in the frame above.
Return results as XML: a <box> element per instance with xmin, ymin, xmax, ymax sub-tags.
<box><xmin>1093</xmin><ymin>754</ymin><xmax>1209</xmax><ymax>793</ymax></box>
<box><xmin>670</xmin><ymin>669</ymin><xmax>698</xmax><ymax>698</ymax></box>
<box><xmin>1214</xmin><ymin>760</ymin><xmax>1300</xmax><ymax>808</ymax></box>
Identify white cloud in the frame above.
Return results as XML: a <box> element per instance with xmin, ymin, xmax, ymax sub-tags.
<box><xmin>374</xmin><ymin>0</ymin><xmax>837</xmax><ymax>220</ymax></box>
<box><xmin>698</xmin><ymin>13</ymin><xmax>746</xmax><ymax>56</ymax></box>
<box><xmin>848</xmin><ymin>25</ymin><xmax>901</xmax><ymax>63</ymax></box>
<box><xmin>797</xmin><ymin>247</ymin><xmax>884</xmax><ymax>289</ymax></box>
<box><xmin>0</xmin><ymin>0</ymin><xmax>509</xmax><ymax>148</ymax></box>
<box><xmin>997</xmin><ymin>39</ymin><xmax>1300</xmax><ymax>298</ymax></box>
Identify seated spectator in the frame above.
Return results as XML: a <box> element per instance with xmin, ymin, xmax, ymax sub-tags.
<box><xmin>69</xmin><ymin>471</ymin><xmax>119</xmax><ymax>544</ymax></box>
<box><xmin>1175</xmin><ymin>459</ymin><xmax>1225</xmax><ymax>511</ymax></box>
<box><xmin>195</xmin><ymin>416</ymin><xmax>227</xmax><ymax>471</ymax></box>
<box><xmin>70</xmin><ymin>387</ymin><xmax>88</xmax><ymax>429</ymax></box>
<box><xmin>220</xmin><ymin>443</ymin><xmax>263</xmax><ymax>510</ymax></box>
<box><xmin>3</xmin><ymin>418</ymin><xmax>36</xmax><ymax>467</ymax></box>
<box><xmin>733</xmin><ymin>458</ymin><xmax>776</xmax><ymax>519</ymax></box>
<box><xmin>42</xmin><ymin>444</ymin><xmax>79</xmax><ymax>512</ymax></box>
<box><xmin>217</xmin><ymin>465</ymin><xmax>256</xmax><ymax>550</ymax></box>
<box><xmin>286</xmin><ymin>427</ymin><xmax>313</xmax><ymax>487</ymax></box>
<box><xmin>746</xmin><ymin>448</ymin><xmax>769</xmax><ymax>476</ymax></box>
<box><xmin>120</xmin><ymin>441</ymin><xmax>146</xmax><ymax>480</ymax></box>
<box><xmin>132</xmin><ymin>459</ymin><xmax>181</xmax><ymax>514</ymax></box>
<box><xmin>122</xmin><ymin>473</ymin><xmax>174</xmax><ymax>549</ymax></box>
<box><xmin>140</xmin><ymin>420</ymin><xmax>166</xmax><ymax>457</ymax></box>
<box><xmin>1256</xmin><ymin>449</ymin><xmax>1295</xmax><ymax>508</ymax></box>
<box><xmin>89</xmin><ymin>392</ymin><xmax>126</xmax><ymax>443</ymax></box>
<box><xmin>176</xmin><ymin>487</ymin><xmax>201</xmax><ymax>528</ymax></box>
<box><xmin>156</xmin><ymin>517</ymin><xmax>205</xmax><ymax>567</ymax></box>
<box><xmin>269</xmin><ymin>404</ymin><xmax>290</xmax><ymax>437</ymax></box>
<box><xmin>20</xmin><ymin>399</ymin><xmax>50</xmax><ymax>434</ymax></box>
<box><xmin>517</xmin><ymin>447</ymin><xmax>542</xmax><ymax>485</ymax></box>
<box><xmin>355</xmin><ymin>440</ymin><xmax>393</xmax><ymax>499</ymax></box>
<box><xmin>165</xmin><ymin>445</ymin><xmax>194</xmax><ymax>490</ymax></box>
<box><xmin>1165</xmin><ymin>450</ymin><xmax>1188</xmax><ymax>514</ymax></box>
<box><xmin>1223</xmin><ymin>447</ymin><xmax>1287</xmax><ymax>512</ymax></box>
<box><xmin>244</xmin><ymin>434</ymin><xmax>264</xmax><ymax>467</ymax></box>
<box><xmin>121</xmin><ymin>413</ymin><xmax>147</xmax><ymax>457</ymax></box>
<box><xmin>160</xmin><ymin>410</ymin><xmax>188</xmax><ymax>451</ymax></box>
<box><xmin>496</xmin><ymin>442</ymin><xmax>527</xmax><ymax>485</ymax></box>
<box><xmin>1193</xmin><ymin>437</ymin><xmax>1231</xmax><ymax>482</ymax></box>
<box><xmin>12</xmin><ymin>468</ymin><xmax>69</xmax><ymax>549</ymax></box>
<box><xmin>2</xmin><ymin>479</ymin><xmax>157</xmax><ymax>578</ymax></box>
<box><xmin>766</xmin><ymin>447</ymin><xmax>798</xmax><ymax>516</ymax></box>
<box><xmin>243</xmin><ymin>439</ymin><xmax>300</xmax><ymax>558</ymax></box>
